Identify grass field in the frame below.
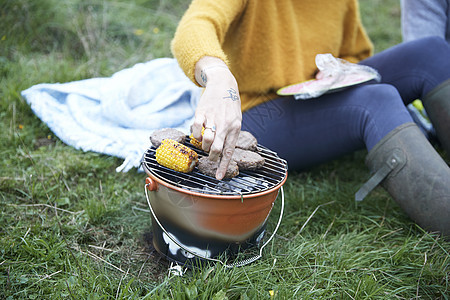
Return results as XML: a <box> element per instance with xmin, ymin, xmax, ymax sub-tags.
<box><xmin>1</xmin><ymin>0</ymin><xmax>449</xmax><ymax>299</ymax></box>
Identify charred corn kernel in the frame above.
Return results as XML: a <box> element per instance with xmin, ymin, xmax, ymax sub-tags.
<box><xmin>189</xmin><ymin>127</ymin><xmax>205</xmax><ymax>149</ymax></box>
<box><xmin>156</xmin><ymin>139</ymin><xmax>198</xmax><ymax>173</ymax></box>
<box><xmin>189</xmin><ymin>134</ymin><xmax>202</xmax><ymax>149</ymax></box>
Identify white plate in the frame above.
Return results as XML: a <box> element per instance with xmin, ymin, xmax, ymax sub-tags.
<box><xmin>277</xmin><ymin>72</ymin><xmax>378</xmax><ymax>98</ymax></box>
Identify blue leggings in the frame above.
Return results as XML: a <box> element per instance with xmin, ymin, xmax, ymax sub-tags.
<box><xmin>242</xmin><ymin>36</ymin><xmax>450</xmax><ymax>170</ymax></box>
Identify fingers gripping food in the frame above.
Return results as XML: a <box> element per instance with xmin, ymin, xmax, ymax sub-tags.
<box><xmin>189</xmin><ymin>127</ymin><xmax>205</xmax><ymax>150</ymax></box>
<box><xmin>155</xmin><ymin>139</ymin><xmax>198</xmax><ymax>173</ymax></box>
<box><xmin>151</xmin><ymin>128</ymin><xmax>264</xmax><ymax>177</ymax></box>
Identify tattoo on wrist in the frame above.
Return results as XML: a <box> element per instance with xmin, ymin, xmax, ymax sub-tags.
<box><xmin>200</xmin><ymin>70</ymin><xmax>207</xmax><ymax>85</ymax></box>
<box><xmin>200</xmin><ymin>65</ymin><xmax>229</xmax><ymax>86</ymax></box>
<box><xmin>223</xmin><ymin>88</ymin><xmax>239</xmax><ymax>101</ymax></box>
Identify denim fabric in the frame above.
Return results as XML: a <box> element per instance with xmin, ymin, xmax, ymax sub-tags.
<box><xmin>401</xmin><ymin>0</ymin><xmax>450</xmax><ymax>44</ymax></box>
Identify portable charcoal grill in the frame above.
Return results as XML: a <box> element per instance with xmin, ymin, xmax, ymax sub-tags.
<box><xmin>141</xmin><ymin>136</ymin><xmax>288</xmax><ymax>267</ymax></box>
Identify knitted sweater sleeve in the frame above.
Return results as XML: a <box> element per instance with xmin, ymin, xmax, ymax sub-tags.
<box><xmin>171</xmin><ymin>0</ymin><xmax>247</xmax><ymax>86</ymax></box>
<box><xmin>339</xmin><ymin>0</ymin><xmax>373</xmax><ymax>63</ymax></box>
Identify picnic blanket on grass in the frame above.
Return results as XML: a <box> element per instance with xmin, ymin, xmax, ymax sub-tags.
<box><xmin>21</xmin><ymin>58</ymin><xmax>202</xmax><ymax>172</ymax></box>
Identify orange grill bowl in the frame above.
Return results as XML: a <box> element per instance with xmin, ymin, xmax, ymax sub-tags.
<box><xmin>141</xmin><ymin>142</ymin><xmax>288</xmax><ymax>265</ymax></box>
<box><xmin>144</xmin><ymin>172</ymin><xmax>287</xmax><ymax>242</ymax></box>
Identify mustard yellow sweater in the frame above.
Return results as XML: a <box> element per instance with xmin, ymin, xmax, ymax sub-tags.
<box><xmin>171</xmin><ymin>0</ymin><xmax>373</xmax><ymax>111</ymax></box>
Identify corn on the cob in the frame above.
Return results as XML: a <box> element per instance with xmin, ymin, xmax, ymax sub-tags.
<box><xmin>189</xmin><ymin>127</ymin><xmax>205</xmax><ymax>150</ymax></box>
<box><xmin>155</xmin><ymin>139</ymin><xmax>198</xmax><ymax>173</ymax></box>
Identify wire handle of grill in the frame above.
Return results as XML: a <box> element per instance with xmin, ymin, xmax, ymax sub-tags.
<box><xmin>144</xmin><ymin>184</ymin><xmax>285</xmax><ymax>268</ymax></box>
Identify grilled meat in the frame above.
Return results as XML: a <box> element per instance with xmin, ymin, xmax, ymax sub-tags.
<box><xmin>150</xmin><ymin>128</ymin><xmax>186</xmax><ymax>148</ymax></box>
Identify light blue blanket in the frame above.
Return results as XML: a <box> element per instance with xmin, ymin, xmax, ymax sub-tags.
<box><xmin>21</xmin><ymin>58</ymin><xmax>202</xmax><ymax>172</ymax></box>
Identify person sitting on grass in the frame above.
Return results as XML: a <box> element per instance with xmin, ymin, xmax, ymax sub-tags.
<box><xmin>170</xmin><ymin>0</ymin><xmax>450</xmax><ymax>236</ymax></box>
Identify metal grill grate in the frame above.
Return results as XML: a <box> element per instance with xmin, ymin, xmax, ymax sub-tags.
<box><xmin>141</xmin><ymin>137</ymin><xmax>288</xmax><ymax>196</ymax></box>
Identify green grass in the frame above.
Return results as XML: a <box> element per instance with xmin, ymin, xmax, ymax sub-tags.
<box><xmin>1</xmin><ymin>0</ymin><xmax>449</xmax><ymax>299</ymax></box>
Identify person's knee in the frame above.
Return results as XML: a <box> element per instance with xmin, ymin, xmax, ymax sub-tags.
<box><xmin>350</xmin><ymin>84</ymin><xmax>412</xmax><ymax>150</ymax></box>
<box><xmin>416</xmin><ymin>36</ymin><xmax>448</xmax><ymax>55</ymax></box>
<box><xmin>357</xmin><ymin>84</ymin><xmax>402</xmax><ymax>108</ymax></box>
<box><xmin>401</xmin><ymin>36</ymin><xmax>450</xmax><ymax>66</ymax></box>
<box><xmin>419</xmin><ymin>36</ymin><xmax>447</xmax><ymax>48</ymax></box>
<box><xmin>355</xmin><ymin>83</ymin><xmax>411</xmax><ymax>129</ymax></box>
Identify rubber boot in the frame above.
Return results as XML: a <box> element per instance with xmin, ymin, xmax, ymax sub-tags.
<box><xmin>422</xmin><ymin>79</ymin><xmax>450</xmax><ymax>158</ymax></box>
<box><xmin>355</xmin><ymin>123</ymin><xmax>450</xmax><ymax>237</ymax></box>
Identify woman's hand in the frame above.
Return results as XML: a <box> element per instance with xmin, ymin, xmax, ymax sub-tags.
<box><xmin>193</xmin><ymin>56</ymin><xmax>242</xmax><ymax>180</ymax></box>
